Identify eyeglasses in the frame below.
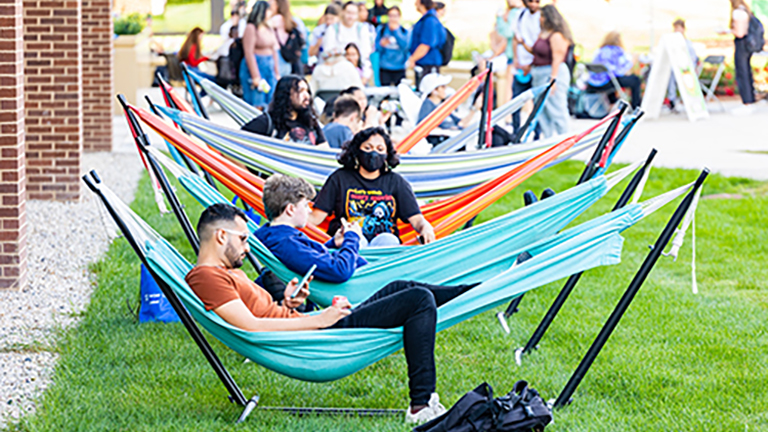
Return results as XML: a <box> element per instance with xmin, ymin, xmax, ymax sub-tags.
<box><xmin>220</xmin><ymin>228</ymin><xmax>249</xmax><ymax>243</ymax></box>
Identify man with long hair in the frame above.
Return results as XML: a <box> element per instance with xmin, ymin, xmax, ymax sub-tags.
<box><xmin>241</xmin><ymin>75</ymin><xmax>328</xmax><ymax>147</ymax></box>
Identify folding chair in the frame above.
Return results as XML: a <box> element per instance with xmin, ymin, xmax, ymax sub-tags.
<box><xmin>584</xmin><ymin>63</ymin><xmax>628</xmax><ymax>101</ymax></box>
<box><xmin>697</xmin><ymin>55</ymin><xmax>725</xmax><ymax>111</ymax></box>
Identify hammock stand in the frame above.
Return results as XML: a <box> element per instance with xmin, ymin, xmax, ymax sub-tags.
<box><xmin>515</xmin><ymin>148</ymin><xmax>657</xmax><ymax>363</ymax></box>
<box><xmin>82</xmin><ymin>164</ymin><xmax>707</xmax><ymax>422</ymax></box>
<box><xmin>83</xmin><ymin>170</ymin><xmax>404</xmax><ymax>422</ymax></box>
<box><xmin>498</xmin><ymin>101</ymin><xmax>630</xmax><ymax>320</ymax></box>
<box><xmin>553</xmin><ymin>168</ymin><xmax>709</xmax><ymax>408</ymax></box>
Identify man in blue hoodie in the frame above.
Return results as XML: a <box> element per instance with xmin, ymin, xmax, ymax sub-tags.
<box><xmin>255</xmin><ymin>174</ymin><xmax>367</xmax><ymax>283</ymax></box>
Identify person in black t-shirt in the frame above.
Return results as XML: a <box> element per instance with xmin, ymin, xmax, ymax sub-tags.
<box><xmin>241</xmin><ymin>75</ymin><xmax>328</xmax><ymax>147</ymax></box>
<box><xmin>310</xmin><ymin>127</ymin><xmax>436</xmax><ymax>244</ymax></box>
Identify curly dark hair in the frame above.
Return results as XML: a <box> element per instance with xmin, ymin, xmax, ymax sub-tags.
<box><xmin>267</xmin><ymin>75</ymin><xmax>320</xmax><ymax>134</ymax></box>
<box><xmin>338</xmin><ymin>127</ymin><xmax>400</xmax><ymax>174</ymax></box>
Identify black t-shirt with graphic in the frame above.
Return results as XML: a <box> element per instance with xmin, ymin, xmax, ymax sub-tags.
<box><xmin>241</xmin><ymin>113</ymin><xmax>327</xmax><ymax>146</ymax></box>
<box><xmin>313</xmin><ymin>169</ymin><xmax>421</xmax><ymax>242</ymax></box>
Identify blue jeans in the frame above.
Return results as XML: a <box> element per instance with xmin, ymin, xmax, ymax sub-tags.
<box><xmin>240</xmin><ymin>54</ymin><xmax>277</xmax><ymax>109</ymax></box>
<box><xmin>531</xmin><ymin>64</ymin><xmax>570</xmax><ymax>138</ymax></box>
<box><xmin>330</xmin><ymin>280</ymin><xmax>478</xmax><ymax>405</ymax></box>
<box><xmin>359</xmin><ymin>232</ymin><xmax>401</xmax><ymax>248</ymax></box>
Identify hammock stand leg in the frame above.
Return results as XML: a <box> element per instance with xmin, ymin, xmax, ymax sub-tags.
<box><xmin>181</xmin><ymin>63</ymin><xmax>211</xmax><ymax>120</ymax></box>
<box><xmin>145</xmin><ymin>92</ymin><xmax>205</xmax><ymax>180</ymax></box>
<box><xmin>477</xmin><ymin>62</ymin><xmax>492</xmax><ymax>149</ymax></box>
<box><xmin>496</xmin><ymin>106</ymin><xmax>629</xmax><ymax>330</ymax></box>
<box><xmin>156</xmin><ymin>74</ymin><xmax>219</xmax><ymax>190</ymax></box>
<box><xmin>511</xmin><ymin>80</ymin><xmax>554</xmax><ymax>144</ymax></box>
<box><xmin>515</xmin><ymin>149</ymin><xmax>658</xmax><ymax>365</ymax></box>
<box><xmin>83</xmin><ymin>172</ymin><xmax>402</xmax><ymax>423</ymax></box>
<box><xmin>82</xmin><ymin>171</ymin><xmax>255</xmax><ymax>420</ymax></box>
<box><xmin>120</xmin><ymin>95</ymin><xmax>264</xmax><ymax>274</ymax></box>
<box><xmin>552</xmin><ymin>168</ymin><xmax>709</xmax><ymax>409</ymax></box>
<box><xmin>497</xmin><ymin>107</ymin><xmax>628</xmax><ymax>328</ymax></box>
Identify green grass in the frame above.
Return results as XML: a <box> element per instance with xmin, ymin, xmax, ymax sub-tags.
<box><xmin>7</xmin><ymin>161</ymin><xmax>768</xmax><ymax>431</ymax></box>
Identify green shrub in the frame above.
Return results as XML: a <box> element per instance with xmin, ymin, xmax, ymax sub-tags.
<box><xmin>113</xmin><ymin>13</ymin><xmax>146</xmax><ymax>36</ymax></box>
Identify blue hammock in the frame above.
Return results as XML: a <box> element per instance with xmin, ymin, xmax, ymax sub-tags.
<box><xmin>149</xmin><ymin>147</ymin><xmax>645</xmax><ymax>306</ymax></box>
<box><xmin>100</xmin><ymin>176</ymin><xmax>693</xmax><ymax>383</ymax></box>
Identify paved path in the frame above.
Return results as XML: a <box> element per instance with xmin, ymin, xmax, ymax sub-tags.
<box><xmin>571</xmin><ymin>100</ymin><xmax>768</xmax><ymax>180</ymax></box>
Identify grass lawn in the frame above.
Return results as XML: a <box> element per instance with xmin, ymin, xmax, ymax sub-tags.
<box><xmin>7</xmin><ymin>160</ymin><xmax>768</xmax><ymax>431</ymax></box>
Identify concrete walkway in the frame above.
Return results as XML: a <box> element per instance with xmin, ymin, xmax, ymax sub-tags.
<box><xmin>572</xmin><ymin>100</ymin><xmax>768</xmax><ymax>180</ymax></box>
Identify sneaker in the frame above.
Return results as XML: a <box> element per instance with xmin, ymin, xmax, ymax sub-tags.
<box><xmin>404</xmin><ymin>393</ymin><xmax>446</xmax><ymax>424</ymax></box>
<box><xmin>731</xmin><ymin>104</ymin><xmax>755</xmax><ymax>116</ymax></box>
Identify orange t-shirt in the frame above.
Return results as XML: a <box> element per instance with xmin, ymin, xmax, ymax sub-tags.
<box><xmin>185</xmin><ymin>266</ymin><xmax>304</xmax><ymax>319</ymax></box>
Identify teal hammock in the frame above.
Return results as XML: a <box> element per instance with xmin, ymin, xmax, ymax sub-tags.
<box><xmin>150</xmin><ymin>147</ymin><xmax>645</xmax><ymax>306</ymax></box>
<box><xmin>100</xmin><ymin>177</ymin><xmax>694</xmax><ymax>383</ymax></box>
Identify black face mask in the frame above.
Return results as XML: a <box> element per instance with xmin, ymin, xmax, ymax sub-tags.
<box><xmin>359</xmin><ymin>150</ymin><xmax>386</xmax><ymax>172</ymax></box>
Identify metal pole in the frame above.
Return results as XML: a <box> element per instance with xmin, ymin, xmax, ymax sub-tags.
<box><xmin>145</xmin><ymin>95</ymin><xmax>204</xmax><ymax>177</ymax></box>
<box><xmin>181</xmin><ymin>64</ymin><xmax>210</xmax><ymax>120</ymax></box>
<box><xmin>82</xmin><ymin>172</ymin><xmax>249</xmax><ymax>408</ymax></box>
<box><xmin>156</xmin><ymin>74</ymin><xmax>219</xmax><ymax>190</ymax></box>
<box><xmin>477</xmin><ymin>63</ymin><xmax>492</xmax><ymax>149</ymax></box>
<box><xmin>577</xmin><ymin>101</ymin><xmax>628</xmax><ymax>185</ymax></box>
<box><xmin>128</xmin><ymin>97</ymin><xmax>265</xmax><ymax>274</ymax></box>
<box><xmin>518</xmin><ymin>149</ymin><xmax>658</xmax><ymax>362</ymax></box>
<box><xmin>553</xmin><ymin>168</ymin><xmax>709</xmax><ymax>409</ymax></box>
<box><xmin>500</xmin><ymin>108</ymin><xmax>628</xmax><ymax>321</ymax></box>
<box><xmin>511</xmin><ymin>80</ymin><xmax>554</xmax><ymax>143</ymax></box>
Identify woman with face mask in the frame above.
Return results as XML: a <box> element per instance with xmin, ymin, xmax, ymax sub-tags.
<box><xmin>309</xmin><ymin>127</ymin><xmax>436</xmax><ymax>246</ymax></box>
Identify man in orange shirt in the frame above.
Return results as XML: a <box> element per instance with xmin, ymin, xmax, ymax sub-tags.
<box><xmin>185</xmin><ymin>203</ymin><xmax>478</xmax><ymax>423</ymax></box>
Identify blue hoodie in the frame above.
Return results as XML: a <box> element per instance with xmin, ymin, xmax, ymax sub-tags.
<box><xmin>254</xmin><ymin>224</ymin><xmax>368</xmax><ymax>284</ymax></box>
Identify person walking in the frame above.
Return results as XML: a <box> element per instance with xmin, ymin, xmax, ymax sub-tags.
<box><xmin>375</xmin><ymin>6</ymin><xmax>410</xmax><ymax>86</ymax></box>
<box><xmin>240</xmin><ymin>1</ymin><xmax>280</xmax><ymax>110</ymax></box>
<box><xmin>407</xmin><ymin>0</ymin><xmax>447</xmax><ymax>87</ymax></box>
<box><xmin>516</xmin><ymin>4</ymin><xmax>572</xmax><ymax>137</ymax></box>
<box><xmin>724</xmin><ymin>0</ymin><xmax>758</xmax><ymax>112</ymax></box>
<box><xmin>510</xmin><ymin>0</ymin><xmax>541</xmax><ymax>135</ymax></box>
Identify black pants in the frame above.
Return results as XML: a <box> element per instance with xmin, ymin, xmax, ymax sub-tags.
<box><xmin>734</xmin><ymin>37</ymin><xmax>755</xmax><ymax>104</ymax></box>
<box><xmin>587</xmin><ymin>74</ymin><xmax>643</xmax><ymax>109</ymax></box>
<box><xmin>380</xmin><ymin>68</ymin><xmax>406</xmax><ymax>87</ymax></box>
<box><xmin>330</xmin><ymin>280</ymin><xmax>477</xmax><ymax>405</ymax></box>
<box><xmin>414</xmin><ymin>65</ymin><xmax>441</xmax><ymax>89</ymax></box>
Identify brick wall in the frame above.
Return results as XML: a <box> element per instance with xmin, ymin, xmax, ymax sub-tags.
<box><xmin>0</xmin><ymin>0</ymin><xmax>28</xmax><ymax>290</ymax></box>
<box><xmin>82</xmin><ymin>0</ymin><xmax>113</xmax><ymax>152</ymax></box>
<box><xmin>23</xmin><ymin>0</ymin><xmax>83</xmax><ymax>201</ymax></box>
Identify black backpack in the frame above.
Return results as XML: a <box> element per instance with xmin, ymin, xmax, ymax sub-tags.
<box><xmin>414</xmin><ymin>381</ymin><xmax>552</xmax><ymax>432</ymax></box>
<box><xmin>277</xmin><ymin>27</ymin><xmax>305</xmax><ymax>64</ymax></box>
<box><xmin>746</xmin><ymin>13</ymin><xmax>765</xmax><ymax>54</ymax></box>
<box><xmin>440</xmin><ymin>28</ymin><xmax>455</xmax><ymax>66</ymax></box>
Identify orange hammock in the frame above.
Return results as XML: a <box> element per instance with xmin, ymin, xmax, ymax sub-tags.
<box><xmin>128</xmin><ymin>104</ymin><xmax>618</xmax><ymax>245</ymax></box>
<box><xmin>395</xmin><ymin>69</ymin><xmax>489</xmax><ymax>154</ymax></box>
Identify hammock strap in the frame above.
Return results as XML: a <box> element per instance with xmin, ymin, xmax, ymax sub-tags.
<box><xmin>661</xmin><ymin>186</ymin><xmax>703</xmax><ymax>294</ymax></box>
<box><xmin>630</xmin><ymin>156</ymin><xmax>654</xmax><ymax>205</ymax></box>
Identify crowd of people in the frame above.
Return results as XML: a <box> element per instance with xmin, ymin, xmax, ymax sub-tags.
<box><xmin>175</xmin><ymin>0</ymin><xmax>764</xmax><ymax>143</ymax></box>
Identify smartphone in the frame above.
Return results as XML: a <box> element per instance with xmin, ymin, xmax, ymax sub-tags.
<box><xmin>290</xmin><ymin>264</ymin><xmax>317</xmax><ymax>299</ymax></box>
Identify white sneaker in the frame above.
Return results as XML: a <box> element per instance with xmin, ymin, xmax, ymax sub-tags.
<box><xmin>404</xmin><ymin>393</ymin><xmax>447</xmax><ymax>424</ymax></box>
<box><xmin>731</xmin><ymin>104</ymin><xmax>755</xmax><ymax>116</ymax></box>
